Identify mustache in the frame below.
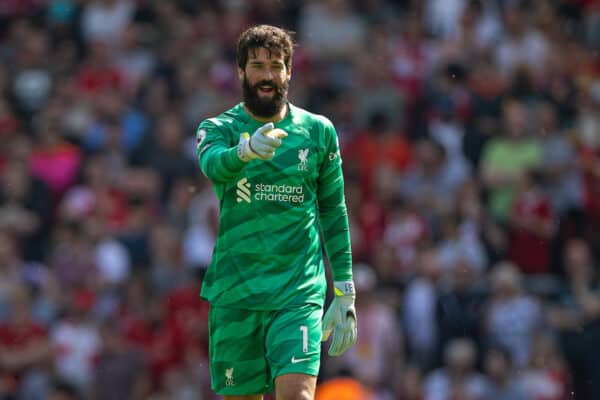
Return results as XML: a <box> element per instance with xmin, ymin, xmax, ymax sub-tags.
<box><xmin>254</xmin><ymin>80</ymin><xmax>277</xmax><ymax>88</ymax></box>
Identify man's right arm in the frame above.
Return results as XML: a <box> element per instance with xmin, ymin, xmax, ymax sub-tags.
<box><xmin>197</xmin><ymin>121</ymin><xmax>246</xmax><ymax>183</ymax></box>
<box><xmin>197</xmin><ymin>120</ymin><xmax>286</xmax><ymax>182</ymax></box>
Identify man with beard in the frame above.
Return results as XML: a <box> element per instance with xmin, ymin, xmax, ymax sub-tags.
<box><xmin>196</xmin><ymin>25</ymin><xmax>356</xmax><ymax>400</ymax></box>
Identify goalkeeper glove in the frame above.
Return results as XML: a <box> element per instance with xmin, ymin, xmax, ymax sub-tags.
<box><xmin>237</xmin><ymin>122</ymin><xmax>288</xmax><ymax>162</ymax></box>
<box><xmin>322</xmin><ymin>280</ymin><xmax>357</xmax><ymax>356</ymax></box>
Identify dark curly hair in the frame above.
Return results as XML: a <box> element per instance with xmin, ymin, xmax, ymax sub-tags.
<box><xmin>237</xmin><ymin>25</ymin><xmax>294</xmax><ymax>70</ymax></box>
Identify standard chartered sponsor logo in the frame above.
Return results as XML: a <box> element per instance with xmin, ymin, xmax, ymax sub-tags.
<box><xmin>236</xmin><ymin>178</ymin><xmax>305</xmax><ymax>204</ymax></box>
<box><xmin>236</xmin><ymin>178</ymin><xmax>251</xmax><ymax>203</ymax></box>
<box><xmin>254</xmin><ymin>183</ymin><xmax>305</xmax><ymax>203</ymax></box>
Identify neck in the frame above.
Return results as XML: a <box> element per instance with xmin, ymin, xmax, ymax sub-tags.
<box><xmin>244</xmin><ymin>102</ymin><xmax>288</xmax><ymax>123</ymax></box>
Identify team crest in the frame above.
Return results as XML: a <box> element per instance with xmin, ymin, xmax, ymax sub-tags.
<box><xmin>225</xmin><ymin>367</ymin><xmax>235</xmax><ymax>386</ymax></box>
<box><xmin>298</xmin><ymin>148</ymin><xmax>309</xmax><ymax>171</ymax></box>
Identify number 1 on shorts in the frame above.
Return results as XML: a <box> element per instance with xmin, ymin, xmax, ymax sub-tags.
<box><xmin>300</xmin><ymin>325</ymin><xmax>308</xmax><ymax>353</ymax></box>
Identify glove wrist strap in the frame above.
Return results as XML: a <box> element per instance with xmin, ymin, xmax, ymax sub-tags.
<box><xmin>333</xmin><ymin>280</ymin><xmax>355</xmax><ymax>297</ymax></box>
<box><xmin>237</xmin><ymin>135</ymin><xmax>254</xmax><ymax>162</ymax></box>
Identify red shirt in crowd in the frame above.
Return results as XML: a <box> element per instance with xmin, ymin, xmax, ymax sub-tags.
<box><xmin>120</xmin><ymin>282</ymin><xmax>209</xmax><ymax>385</ymax></box>
<box><xmin>509</xmin><ymin>188</ymin><xmax>554</xmax><ymax>274</ymax></box>
<box><xmin>343</xmin><ymin>130</ymin><xmax>412</xmax><ymax>195</ymax></box>
<box><xmin>0</xmin><ymin>319</ymin><xmax>48</xmax><ymax>390</ymax></box>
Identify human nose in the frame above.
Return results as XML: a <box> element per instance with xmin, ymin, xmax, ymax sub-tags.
<box><xmin>262</xmin><ymin>66</ymin><xmax>275</xmax><ymax>80</ymax></box>
<box><xmin>261</xmin><ymin>66</ymin><xmax>275</xmax><ymax>80</ymax></box>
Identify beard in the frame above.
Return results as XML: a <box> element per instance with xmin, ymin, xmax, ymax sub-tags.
<box><xmin>242</xmin><ymin>75</ymin><xmax>288</xmax><ymax>118</ymax></box>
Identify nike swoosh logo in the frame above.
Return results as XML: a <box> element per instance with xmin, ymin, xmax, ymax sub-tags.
<box><xmin>291</xmin><ymin>356</ymin><xmax>310</xmax><ymax>364</ymax></box>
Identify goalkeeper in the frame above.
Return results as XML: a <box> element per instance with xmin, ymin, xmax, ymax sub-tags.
<box><xmin>196</xmin><ymin>25</ymin><xmax>356</xmax><ymax>400</ymax></box>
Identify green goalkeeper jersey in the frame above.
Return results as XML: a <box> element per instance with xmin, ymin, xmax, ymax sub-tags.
<box><xmin>197</xmin><ymin>102</ymin><xmax>352</xmax><ymax>310</ymax></box>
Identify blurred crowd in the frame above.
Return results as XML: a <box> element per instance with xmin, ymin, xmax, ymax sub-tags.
<box><xmin>0</xmin><ymin>0</ymin><xmax>599</xmax><ymax>399</ymax></box>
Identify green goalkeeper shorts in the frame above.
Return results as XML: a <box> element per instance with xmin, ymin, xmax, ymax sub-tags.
<box><xmin>208</xmin><ymin>303</ymin><xmax>323</xmax><ymax>395</ymax></box>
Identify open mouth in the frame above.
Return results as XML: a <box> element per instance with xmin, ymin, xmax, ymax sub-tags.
<box><xmin>258</xmin><ymin>85</ymin><xmax>275</xmax><ymax>95</ymax></box>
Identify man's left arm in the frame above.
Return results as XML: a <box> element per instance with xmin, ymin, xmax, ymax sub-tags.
<box><xmin>316</xmin><ymin>117</ymin><xmax>356</xmax><ymax>356</ymax></box>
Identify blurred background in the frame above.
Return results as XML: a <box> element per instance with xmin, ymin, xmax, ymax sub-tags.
<box><xmin>0</xmin><ymin>0</ymin><xmax>599</xmax><ymax>399</ymax></box>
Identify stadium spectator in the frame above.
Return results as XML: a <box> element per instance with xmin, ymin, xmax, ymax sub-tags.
<box><xmin>480</xmin><ymin>345</ymin><xmax>529</xmax><ymax>400</ymax></box>
<box><xmin>521</xmin><ymin>332</ymin><xmax>571</xmax><ymax>400</ymax></box>
<box><xmin>423</xmin><ymin>338</ymin><xmax>486</xmax><ymax>400</ymax></box>
<box><xmin>480</xmin><ymin>98</ymin><xmax>543</xmax><ymax>222</ymax></box>
<box><xmin>403</xmin><ymin>248</ymin><xmax>441</xmax><ymax>369</ymax></box>
<box><xmin>547</xmin><ymin>238</ymin><xmax>600</xmax><ymax>399</ymax></box>
<box><xmin>484</xmin><ymin>261</ymin><xmax>543</xmax><ymax>368</ymax></box>
<box><xmin>0</xmin><ymin>285</ymin><xmax>53</xmax><ymax>400</ymax></box>
<box><xmin>507</xmin><ymin>169</ymin><xmax>555</xmax><ymax>275</ymax></box>
<box><xmin>435</xmin><ymin>258</ymin><xmax>485</xmax><ymax>365</ymax></box>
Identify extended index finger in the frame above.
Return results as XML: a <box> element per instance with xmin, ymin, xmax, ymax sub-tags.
<box><xmin>268</xmin><ymin>128</ymin><xmax>288</xmax><ymax>139</ymax></box>
<box><xmin>256</xmin><ymin>122</ymin><xmax>274</xmax><ymax>136</ymax></box>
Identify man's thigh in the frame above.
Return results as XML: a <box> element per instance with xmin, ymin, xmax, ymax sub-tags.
<box><xmin>209</xmin><ymin>306</ymin><xmax>271</xmax><ymax>395</ymax></box>
<box><xmin>265</xmin><ymin>304</ymin><xmax>323</xmax><ymax>380</ymax></box>
<box><xmin>275</xmin><ymin>373</ymin><xmax>317</xmax><ymax>400</ymax></box>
